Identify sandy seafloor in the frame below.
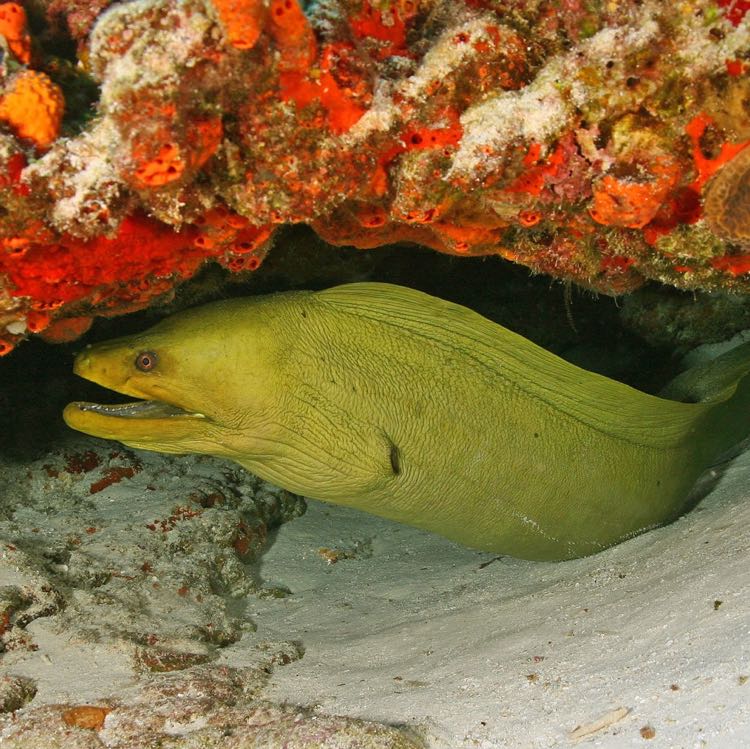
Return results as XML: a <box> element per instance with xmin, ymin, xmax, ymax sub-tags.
<box><xmin>238</xmin><ymin>453</ymin><xmax>750</xmax><ymax>748</ymax></box>
<box><xmin>0</xmin><ymin>433</ymin><xmax>749</xmax><ymax>747</ymax></box>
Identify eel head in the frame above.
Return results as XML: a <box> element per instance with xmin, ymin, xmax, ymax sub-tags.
<box><xmin>63</xmin><ymin>300</ymin><xmax>281</xmax><ymax>457</ymax></box>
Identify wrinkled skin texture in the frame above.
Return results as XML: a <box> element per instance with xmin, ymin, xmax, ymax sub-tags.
<box><xmin>64</xmin><ymin>284</ymin><xmax>750</xmax><ymax>560</ymax></box>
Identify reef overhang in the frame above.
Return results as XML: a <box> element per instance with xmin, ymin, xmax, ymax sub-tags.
<box><xmin>0</xmin><ymin>0</ymin><xmax>750</xmax><ymax>351</ymax></box>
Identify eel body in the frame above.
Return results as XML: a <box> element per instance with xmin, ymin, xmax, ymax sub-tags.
<box><xmin>63</xmin><ymin>283</ymin><xmax>750</xmax><ymax>560</ymax></box>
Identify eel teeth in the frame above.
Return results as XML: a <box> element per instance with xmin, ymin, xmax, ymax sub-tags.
<box><xmin>79</xmin><ymin>401</ymin><xmax>205</xmax><ymax>418</ymax></box>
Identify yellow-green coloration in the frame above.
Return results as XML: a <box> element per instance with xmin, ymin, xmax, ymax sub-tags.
<box><xmin>63</xmin><ymin>283</ymin><xmax>750</xmax><ymax>561</ymax></box>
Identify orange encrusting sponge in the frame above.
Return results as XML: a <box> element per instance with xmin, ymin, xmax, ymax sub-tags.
<box><xmin>211</xmin><ymin>0</ymin><xmax>266</xmax><ymax>50</ymax></box>
<box><xmin>130</xmin><ymin>117</ymin><xmax>223</xmax><ymax>188</ymax></box>
<box><xmin>269</xmin><ymin>0</ymin><xmax>317</xmax><ymax>71</ymax></box>
<box><xmin>0</xmin><ymin>2</ymin><xmax>31</xmax><ymax>64</ymax></box>
<box><xmin>589</xmin><ymin>158</ymin><xmax>681</xmax><ymax>229</ymax></box>
<box><xmin>132</xmin><ymin>143</ymin><xmax>186</xmax><ymax>187</ymax></box>
<box><xmin>0</xmin><ymin>71</ymin><xmax>64</xmax><ymax>151</ymax></box>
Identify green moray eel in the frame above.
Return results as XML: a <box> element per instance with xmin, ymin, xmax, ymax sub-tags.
<box><xmin>63</xmin><ymin>283</ymin><xmax>750</xmax><ymax>561</ymax></box>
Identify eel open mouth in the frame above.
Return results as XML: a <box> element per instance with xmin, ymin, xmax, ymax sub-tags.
<box><xmin>63</xmin><ymin>398</ymin><xmax>210</xmax><ymax>444</ymax></box>
<box><xmin>74</xmin><ymin>400</ymin><xmax>206</xmax><ymax>419</ymax></box>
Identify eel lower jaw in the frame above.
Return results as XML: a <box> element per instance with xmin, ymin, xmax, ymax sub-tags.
<box><xmin>68</xmin><ymin>400</ymin><xmax>209</xmax><ymax>421</ymax></box>
<box><xmin>70</xmin><ymin>400</ymin><xmax>207</xmax><ymax>419</ymax></box>
<box><xmin>63</xmin><ymin>399</ymin><xmax>213</xmax><ymax>445</ymax></box>
<box><xmin>63</xmin><ymin>398</ymin><xmax>215</xmax><ymax>448</ymax></box>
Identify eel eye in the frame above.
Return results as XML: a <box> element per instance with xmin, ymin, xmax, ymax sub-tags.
<box><xmin>135</xmin><ymin>351</ymin><xmax>158</xmax><ymax>372</ymax></box>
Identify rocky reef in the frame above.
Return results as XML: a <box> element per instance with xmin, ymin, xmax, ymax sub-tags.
<box><xmin>0</xmin><ymin>0</ymin><xmax>749</xmax><ymax>353</ymax></box>
<box><xmin>0</xmin><ymin>436</ymin><xmax>305</xmax><ymax>664</ymax></box>
<box><xmin>2</xmin><ymin>650</ymin><xmax>424</xmax><ymax>748</ymax></box>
